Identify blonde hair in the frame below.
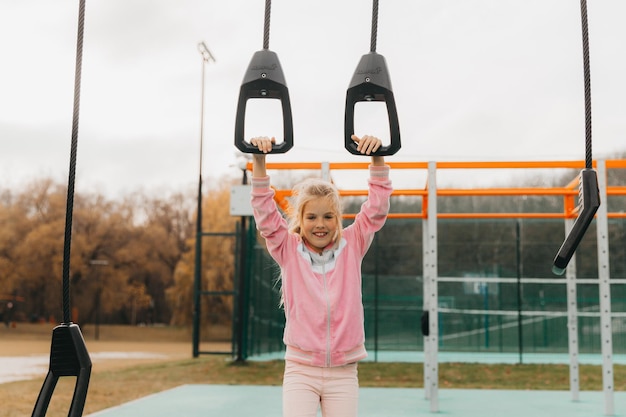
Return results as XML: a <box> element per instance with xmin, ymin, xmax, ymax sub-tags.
<box><xmin>287</xmin><ymin>178</ymin><xmax>343</xmax><ymax>248</ymax></box>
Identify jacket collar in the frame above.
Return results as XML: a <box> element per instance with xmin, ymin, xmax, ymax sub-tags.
<box><xmin>297</xmin><ymin>238</ymin><xmax>347</xmax><ymax>272</ymax></box>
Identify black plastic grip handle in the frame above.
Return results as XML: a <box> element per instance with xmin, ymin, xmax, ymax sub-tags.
<box><xmin>32</xmin><ymin>323</ymin><xmax>92</xmax><ymax>417</ymax></box>
<box><xmin>552</xmin><ymin>169</ymin><xmax>601</xmax><ymax>275</ymax></box>
<box><xmin>344</xmin><ymin>52</ymin><xmax>401</xmax><ymax>156</ymax></box>
<box><xmin>234</xmin><ymin>50</ymin><xmax>293</xmax><ymax>154</ymax></box>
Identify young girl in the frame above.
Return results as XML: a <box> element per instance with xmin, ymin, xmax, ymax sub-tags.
<box><xmin>250</xmin><ymin>135</ymin><xmax>392</xmax><ymax>417</ymax></box>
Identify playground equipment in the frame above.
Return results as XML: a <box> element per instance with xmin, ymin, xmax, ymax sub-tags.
<box><xmin>234</xmin><ymin>0</ymin><xmax>401</xmax><ymax>156</ymax></box>
<box><xmin>240</xmin><ymin>158</ymin><xmax>626</xmax><ymax>416</ymax></box>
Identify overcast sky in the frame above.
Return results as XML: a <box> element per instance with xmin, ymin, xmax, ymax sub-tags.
<box><xmin>1</xmin><ymin>1</ymin><xmax>625</xmax><ymax>197</ymax></box>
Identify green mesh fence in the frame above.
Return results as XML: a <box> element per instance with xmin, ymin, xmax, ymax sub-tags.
<box><xmin>243</xmin><ymin>217</ymin><xmax>626</xmax><ymax>360</ymax></box>
<box><xmin>242</xmin><ymin>218</ymin><xmax>285</xmax><ymax>358</ymax></box>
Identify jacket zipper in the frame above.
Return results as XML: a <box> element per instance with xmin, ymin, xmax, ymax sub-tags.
<box><xmin>322</xmin><ymin>263</ymin><xmax>331</xmax><ymax>367</ymax></box>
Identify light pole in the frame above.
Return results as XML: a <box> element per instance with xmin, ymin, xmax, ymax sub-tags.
<box><xmin>193</xmin><ymin>41</ymin><xmax>215</xmax><ymax>358</ymax></box>
<box><xmin>196</xmin><ymin>42</ymin><xmax>216</xmax><ymax>179</ymax></box>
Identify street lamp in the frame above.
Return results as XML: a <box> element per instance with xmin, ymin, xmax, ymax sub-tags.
<box><xmin>193</xmin><ymin>41</ymin><xmax>215</xmax><ymax>358</ymax></box>
<box><xmin>197</xmin><ymin>42</ymin><xmax>216</xmax><ymax>177</ymax></box>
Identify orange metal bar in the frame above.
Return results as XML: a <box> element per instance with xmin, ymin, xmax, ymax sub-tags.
<box><xmin>563</xmin><ymin>196</ymin><xmax>578</xmax><ymax>218</ymax></box>
<box><xmin>339</xmin><ymin>189</ymin><xmax>427</xmax><ymax>197</ymax></box>
<box><xmin>247</xmin><ymin>160</ymin><xmax>612</xmax><ymax>171</ymax></box>
<box><xmin>606</xmin><ymin>160</ymin><xmax>626</xmax><ymax>169</ymax></box>
<box><xmin>561</xmin><ymin>175</ymin><xmax>580</xmax><ymax>218</ymax></box>
<box><xmin>438</xmin><ymin>188</ymin><xmax>577</xmax><ymax>196</ymax></box>
<box><xmin>437</xmin><ymin>212</ymin><xmax>567</xmax><ymax>219</ymax></box>
<box><xmin>434</xmin><ymin>160</ymin><xmax>590</xmax><ymax>169</ymax></box>
<box><xmin>343</xmin><ymin>213</ymin><xmax>425</xmax><ymax>219</ymax></box>
<box><xmin>608</xmin><ymin>186</ymin><xmax>626</xmax><ymax>195</ymax></box>
<box><xmin>278</xmin><ymin>188</ymin><xmax>578</xmax><ymax>197</ymax></box>
<box><xmin>422</xmin><ymin>184</ymin><xmax>429</xmax><ymax>219</ymax></box>
<box><xmin>272</xmin><ymin>189</ymin><xmax>292</xmax><ymax>214</ymax></box>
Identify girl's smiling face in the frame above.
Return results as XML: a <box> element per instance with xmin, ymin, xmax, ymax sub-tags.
<box><xmin>301</xmin><ymin>197</ymin><xmax>338</xmax><ymax>253</ymax></box>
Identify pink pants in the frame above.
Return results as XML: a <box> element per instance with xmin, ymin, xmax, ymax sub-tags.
<box><xmin>282</xmin><ymin>360</ymin><xmax>359</xmax><ymax>417</ymax></box>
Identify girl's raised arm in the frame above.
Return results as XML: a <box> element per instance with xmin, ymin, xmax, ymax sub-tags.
<box><xmin>250</xmin><ymin>136</ymin><xmax>275</xmax><ymax>177</ymax></box>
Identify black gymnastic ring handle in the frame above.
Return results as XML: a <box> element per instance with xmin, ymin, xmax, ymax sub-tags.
<box><xmin>234</xmin><ymin>50</ymin><xmax>293</xmax><ymax>154</ymax></box>
<box><xmin>552</xmin><ymin>169</ymin><xmax>600</xmax><ymax>275</ymax></box>
<box><xmin>344</xmin><ymin>52</ymin><xmax>401</xmax><ymax>156</ymax></box>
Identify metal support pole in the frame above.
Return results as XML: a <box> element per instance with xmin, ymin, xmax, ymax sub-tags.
<box><xmin>236</xmin><ymin>169</ymin><xmax>249</xmax><ymax>362</ymax></box>
<box><xmin>373</xmin><ymin>235</ymin><xmax>380</xmax><ymax>362</ymax></box>
<box><xmin>422</xmin><ymin>213</ymin><xmax>430</xmax><ymax>399</ymax></box>
<box><xmin>564</xmin><ymin>217</ymin><xmax>580</xmax><ymax>401</ymax></box>
<box><xmin>192</xmin><ymin>42</ymin><xmax>215</xmax><ymax>358</ymax></box>
<box><xmin>516</xmin><ymin>220</ymin><xmax>523</xmax><ymax>364</ymax></box>
<box><xmin>596</xmin><ymin>160</ymin><xmax>614</xmax><ymax>415</ymax></box>
<box><xmin>423</xmin><ymin>161</ymin><xmax>439</xmax><ymax>412</ymax></box>
<box><xmin>321</xmin><ymin>162</ymin><xmax>330</xmax><ymax>182</ymax></box>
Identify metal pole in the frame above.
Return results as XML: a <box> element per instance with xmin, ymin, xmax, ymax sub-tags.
<box><xmin>422</xmin><ymin>211</ymin><xmax>430</xmax><ymax>399</ymax></box>
<box><xmin>236</xmin><ymin>168</ymin><xmax>249</xmax><ymax>362</ymax></box>
<box><xmin>516</xmin><ymin>220</ymin><xmax>523</xmax><ymax>364</ymax></box>
<box><xmin>425</xmin><ymin>161</ymin><xmax>439</xmax><ymax>412</ymax></box>
<box><xmin>595</xmin><ymin>160</ymin><xmax>614</xmax><ymax>415</ymax></box>
<box><xmin>193</xmin><ymin>42</ymin><xmax>215</xmax><ymax>358</ymax></box>
<box><xmin>95</xmin><ymin>285</ymin><xmax>101</xmax><ymax>340</ymax></box>
<box><xmin>564</xmin><ymin>217</ymin><xmax>580</xmax><ymax>401</ymax></box>
<box><xmin>374</xmin><ymin>235</ymin><xmax>379</xmax><ymax>362</ymax></box>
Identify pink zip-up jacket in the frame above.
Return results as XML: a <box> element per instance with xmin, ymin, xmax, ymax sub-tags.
<box><xmin>251</xmin><ymin>165</ymin><xmax>392</xmax><ymax>367</ymax></box>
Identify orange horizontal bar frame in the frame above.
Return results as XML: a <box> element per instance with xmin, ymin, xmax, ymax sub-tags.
<box><xmin>246</xmin><ymin>159</ymin><xmax>626</xmax><ymax>171</ymax></box>
<box><xmin>251</xmin><ymin>159</ymin><xmax>626</xmax><ymax>220</ymax></box>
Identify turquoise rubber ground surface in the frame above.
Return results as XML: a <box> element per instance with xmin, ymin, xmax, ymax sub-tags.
<box><xmin>87</xmin><ymin>384</ymin><xmax>625</xmax><ymax>417</ymax></box>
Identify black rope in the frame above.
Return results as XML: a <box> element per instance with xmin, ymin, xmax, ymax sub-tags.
<box><xmin>579</xmin><ymin>0</ymin><xmax>593</xmax><ymax>169</ymax></box>
<box><xmin>62</xmin><ymin>0</ymin><xmax>86</xmax><ymax>324</ymax></box>
<box><xmin>370</xmin><ymin>0</ymin><xmax>379</xmax><ymax>52</ymax></box>
<box><xmin>263</xmin><ymin>0</ymin><xmax>271</xmax><ymax>50</ymax></box>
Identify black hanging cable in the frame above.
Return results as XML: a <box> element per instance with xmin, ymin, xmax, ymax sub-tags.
<box><xmin>370</xmin><ymin>0</ymin><xmax>378</xmax><ymax>53</ymax></box>
<box><xmin>62</xmin><ymin>0</ymin><xmax>85</xmax><ymax>325</ymax></box>
<box><xmin>580</xmin><ymin>0</ymin><xmax>593</xmax><ymax>169</ymax></box>
<box><xmin>263</xmin><ymin>0</ymin><xmax>271</xmax><ymax>50</ymax></box>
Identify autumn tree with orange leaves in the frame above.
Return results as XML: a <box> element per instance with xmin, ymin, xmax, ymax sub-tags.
<box><xmin>0</xmin><ymin>176</ymin><xmax>242</xmax><ymax>334</ymax></box>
